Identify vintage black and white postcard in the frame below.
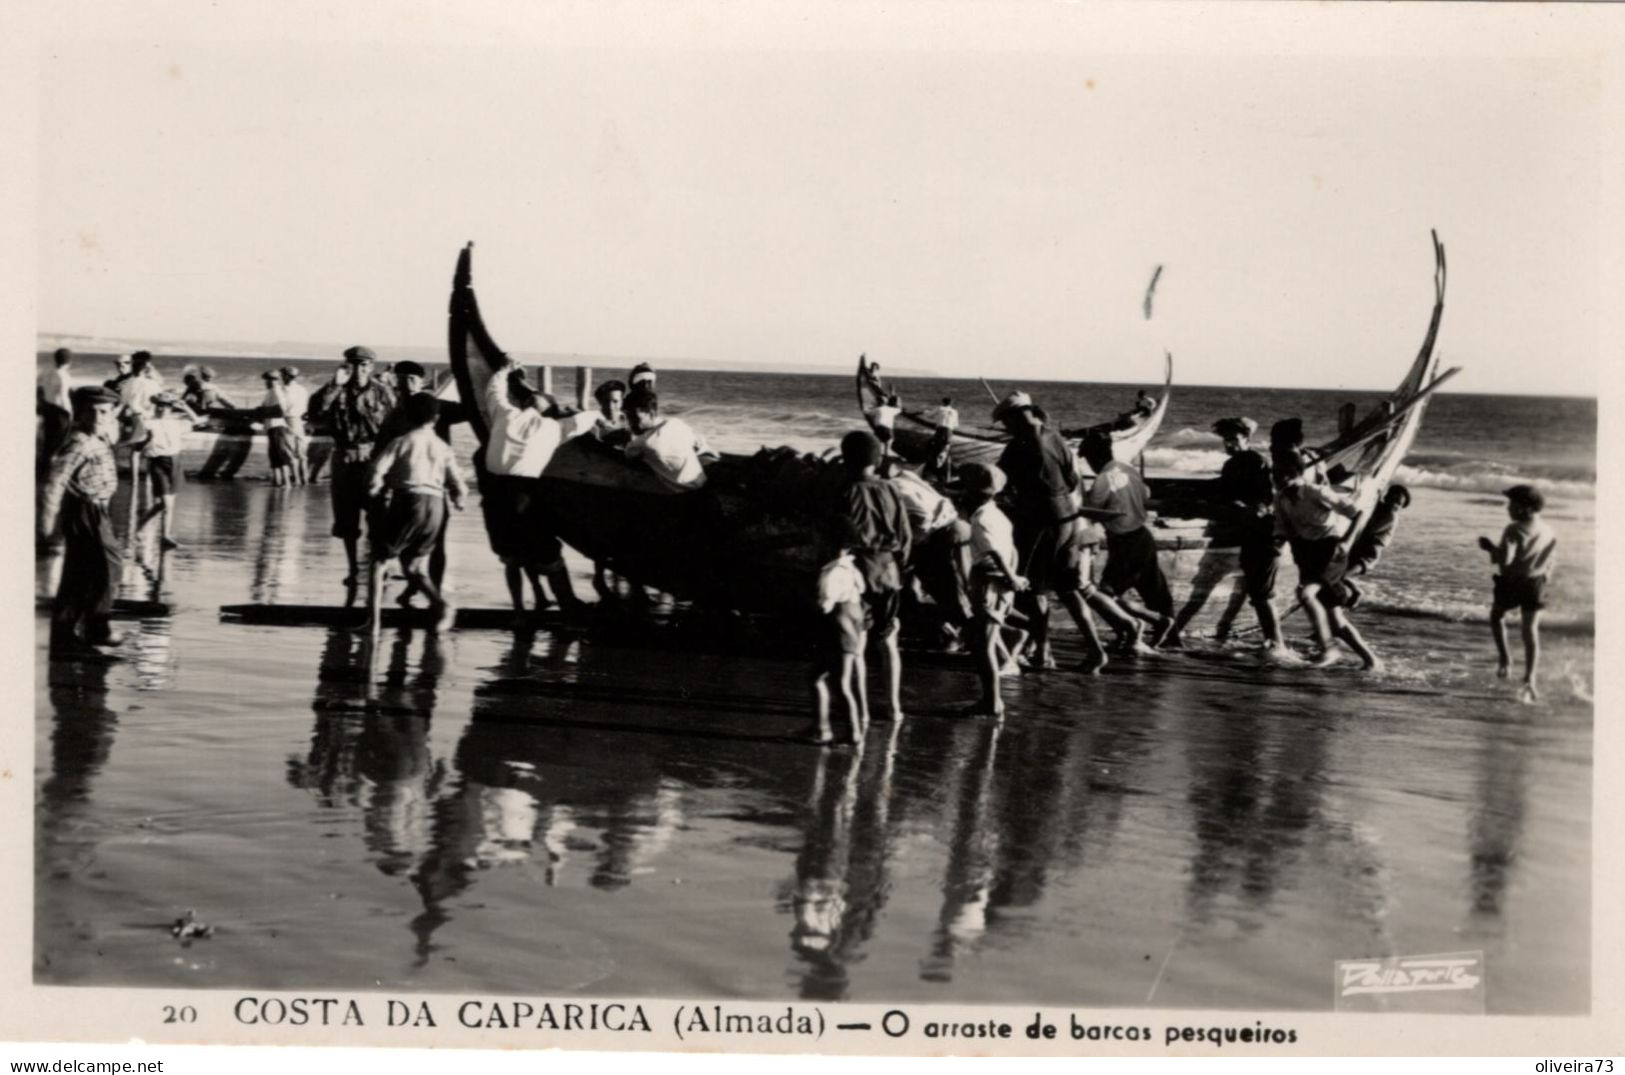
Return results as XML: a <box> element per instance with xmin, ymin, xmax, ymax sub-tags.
<box><xmin>4</xmin><ymin>0</ymin><xmax>1621</xmax><ymax>1062</ymax></box>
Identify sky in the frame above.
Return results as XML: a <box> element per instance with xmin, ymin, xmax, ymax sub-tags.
<box><xmin>28</xmin><ymin>2</ymin><xmax>1616</xmax><ymax>395</ymax></box>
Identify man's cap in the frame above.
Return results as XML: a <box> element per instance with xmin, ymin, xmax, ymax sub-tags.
<box><xmin>1269</xmin><ymin>418</ymin><xmax>1304</xmax><ymax>449</ymax></box>
<box><xmin>1325</xmin><ymin>464</ymin><xmax>1353</xmax><ymax>485</ymax></box>
<box><xmin>1386</xmin><ymin>483</ymin><xmax>1412</xmax><ymax>507</ymax></box>
<box><xmin>262</xmin><ymin>370</ymin><xmax>279</xmax><ymax>381</ymax></box>
<box><xmin>279</xmin><ymin>365</ymin><xmax>300</xmax><ymax>379</ymax></box>
<box><xmin>394</xmin><ymin>360</ymin><xmax>426</xmax><ymax>380</ymax></box>
<box><xmin>1503</xmin><ymin>484</ymin><xmax>1545</xmax><ymax>511</ymax></box>
<box><xmin>990</xmin><ymin>390</ymin><xmax>1034</xmax><ymax>423</ymax></box>
<box><xmin>1212</xmin><ymin>416</ymin><xmax>1257</xmax><ymax>438</ymax></box>
<box><xmin>53</xmin><ymin>347</ymin><xmax>72</xmax><ymax>362</ymax></box>
<box><xmin>343</xmin><ymin>345</ymin><xmax>377</xmax><ymax>364</ymax></box>
<box><xmin>959</xmin><ymin>462</ymin><xmax>1007</xmax><ymax>496</ymax></box>
<box><xmin>71</xmin><ymin>385</ymin><xmax>121</xmax><ymax>408</ymax></box>
<box><xmin>130</xmin><ymin>350</ymin><xmax>152</xmax><ymax>363</ymax></box>
<box><xmin>404</xmin><ymin>392</ymin><xmax>440</xmax><ymax>426</ymax></box>
<box><xmin>840</xmin><ymin>429</ymin><xmax>883</xmax><ymax>470</ymax></box>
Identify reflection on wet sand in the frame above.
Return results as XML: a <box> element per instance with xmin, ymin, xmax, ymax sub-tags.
<box><xmin>1185</xmin><ymin>706</ymin><xmax>1330</xmax><ymax>929</ymax></box>
<box><xmin>42</xmin><ymin>659</ymin><xmax>120</xmax><ymax>826</ymax></box>
<box><xmin>919</xmin><ymin>720</ymin><xmax>1002</xmax><ymax>984</ymax></box>
<box><xmin>787</xmin><ymin>719</ymin><xmax>908</xmax><ymax>1001</ymax></box>
<box><xmin>1468</xmin><ymin>717</ymin><xmax>1530</xmax><ymax>921</ymax></box>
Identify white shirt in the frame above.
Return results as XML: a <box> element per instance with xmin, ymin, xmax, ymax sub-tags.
<box><xmin>937</xmin><ymin>405</ymin><xmax>959</xmax><ymax>432</ymax></box>
<box><xmin>968</xmin><ymin>500</ymin><xmax>1017</xmax><ymax>571</ymax></box>
<box><xmin>889</xmin><ymin>469</ymin><xmax>958</xmax><ymax>534</ymax></box>
<box><xmin>1498</xmin><ymin>518</ymin><xmax>1558</xmax><ymax>580</ymax></box>
<box><xmin>873</xmin><ymin>404</ymin><xmax>900</xmax><ymax>431</ymax></box>
<box><xmin>816</xmin><ymin>552</ymin><xmax>866</xmax><ymax>613</ymax></box>
<box><xmin>484</xmin><ymin>370</ymin><xmax>594</xmax><ymax>478</ymax></box>
<box><xmin>39</xmin><ymin>367</ymin><xmax>75</xmax><ymax>411</ymax></box>
<box><xmin>1086</xmin><ymin>459</ymin><xmax>1151</xmax><ymax>535</ymax></box>
<box><xmin>282</xmin><ymin>382</ymin><xmax>310</xmax><ymax>436</ymax></box>
<box><xmin>119</xmin><ymin>370</ymin><xmax>162</xmax><ymax>418</ymax></box>
<box><xmin>144</xmin><ymin>414</ymin><xmax>195</xmax><ymax>458</ymax></box>
<box><xmin>626</xmin><ymin>416</ymin><xmax>711</xmax><ymax>490</ymax></box>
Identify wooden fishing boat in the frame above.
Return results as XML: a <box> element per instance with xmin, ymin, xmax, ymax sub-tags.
<box><xmin>1150</xmin><ymin>230</ymin><xmax>1458</xmax><ymax>636</ymax></box>
<box><xmin>448</xmin><ymin>244</ymin><xmax>842</xmax><ymax>615</ymax></box>
<box><xmin>856</xmin><ymin>351</ymin><xmax>1173</xmax><ymax>470</ymax></box>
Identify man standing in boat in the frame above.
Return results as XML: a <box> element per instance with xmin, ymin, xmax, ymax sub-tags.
<box><xmin>993</xmin><ymin>390</ymin><xmax>1145</xmax><ymax>674</ymax></box>
<box><xmin>309</xmin><ymin>346</ymin><xmax>396</xmax><ymax>591</ymax></box>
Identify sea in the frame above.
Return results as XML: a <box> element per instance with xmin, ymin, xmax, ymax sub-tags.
<box><xmin>33</xmin><ymin>349</ymin><xmax>1595</xmax><ymax>1013</ymax></box>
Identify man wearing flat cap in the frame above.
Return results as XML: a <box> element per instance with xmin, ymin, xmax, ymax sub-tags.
<box><xmin>38</xmin><ymin>385</ymin><xmax>126</xmax><ymax>658</ymax></box>
<box><xmin>309</xmin><ymin>346</ymin><xmax>397</xmax><ymax>588</ymax></box>
<box><xmin>1208</xmin><ymin>416</ymin><xmax>1284</xmax><ymax>649</ymax></box>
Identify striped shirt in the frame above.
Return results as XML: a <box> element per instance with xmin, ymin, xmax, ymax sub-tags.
<box><xmin>40</xmin><ymin>430</ymin><xmax>119</xmax><ymax>532</ymax></box>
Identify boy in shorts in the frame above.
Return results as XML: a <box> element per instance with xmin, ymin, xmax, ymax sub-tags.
<box><xmin>837</xmin><ymin>429</ymin><xmax>912</xmax><ymax>721</ymax></box>
<box><xmin>366</xmin><ymin>394</ymin><xmax>467</xmax><ymax>631</ymax></box>
<box><xmin>1272</xmin><ymin>448</ymin><xmax>1380</xmax><ymax>670</ymax></box>
<box><xmin>1479</xmin><ymin>484</ymin><xmax>1556</xmax><ymax>701</ymax></box>
<box><xmin>960</xmin><ymin>463</ymin><xmax>1030</xmax><ymax>718</ymax></box>
<box><xmin>806</xmin><ymin>542</ymin><xmax>868</xmax><ymax>746</ymax></box>
<box><xmin>140</xmin><ymin>391</ymin><xmax>204</xmax><ymax>550</ymax></box>
<box><xmin>1081</xmin><ymin>430</ymin><xmax>1176</xmax><ymax>649</ymax></box>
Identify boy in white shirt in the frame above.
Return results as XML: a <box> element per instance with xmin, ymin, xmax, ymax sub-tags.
<box><xmin>960</xmin><ymin>464</ymin><xmax>1029</xmax><ymax>718</ymax></box>
<box><xmin>140</xmin><ymin>391</ymin><xmax>204</xmax><ymax>549</ymax></box>
<box><xmin>1479</xmin><ymin>484</ymin><xmax>1557</xmax><ymax>701</ymax></box>
<box><xmin>806</xmin><ymin>544</ymin><xmax>867</xmax><ymax>746</ymax></box>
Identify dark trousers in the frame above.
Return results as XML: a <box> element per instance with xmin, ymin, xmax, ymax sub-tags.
<box><xmin>38</xmin><ymin>406</ymin><xmax>72</xmax><ymax>477</ymax></box>
<box><xmin>51</xmin><ymin>494</ymin><xmax>121</xmax><ymax>649</ymax></box>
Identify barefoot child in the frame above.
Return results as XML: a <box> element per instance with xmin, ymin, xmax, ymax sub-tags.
<box><xmin>1324</xmin><ymin>483</ymin><xmax>1410</xmax><ymax>609</ymax></box>
<box><xmin>1081</xmin><ymin>430</ymin><xmax>1176</xmax><ymax>650</ymax></box>
<box><xmin>961</xmin><ymin>464</ymin><xmax>1030</xmax><ymax>718</ymax></box>
<box><xmin>140</xmin><ymin>391</ymin><xmax>204</xmax><ymax>549</ymax></box>
<box><xmin>1479</xmin><ymin>484</ymin><xmax>1556</xmax><ymax>701</ymax></box>
<box><xmin>366</xmin><ymin>394</ymin><xmax>467</xmax><ymax>630</ymax></box>
<box><xmin>807</xmin><ymin>543</ymin><xmax>868</xmax><ymax>746</ymax></box>
<box><xmin>837</xmin><ymin>430</ymin><xmax>912</xmax><ymax>722</ymax></box>
<box><xmin>1272</xmin><ymin>448</ymin><xmax>1381</xmax><ymax>670</ymax></box>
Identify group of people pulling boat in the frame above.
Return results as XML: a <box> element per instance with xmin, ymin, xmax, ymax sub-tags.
<box><xmin>37</xmin><ymin>232</ymin><xmax>1559</xmax><ymax>739</ymax></box>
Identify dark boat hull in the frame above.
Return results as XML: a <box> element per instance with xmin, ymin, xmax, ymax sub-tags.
<box><xmin>448</xmin><ymin>246</ymin><xmax>836</xmax><ymax>615</ymax></box>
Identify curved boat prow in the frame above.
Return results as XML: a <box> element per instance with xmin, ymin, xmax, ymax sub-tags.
<box><xmin>1109</xmin><ymin>350</ymin><xmax>1173</xmax><ymax>463</ymax></box>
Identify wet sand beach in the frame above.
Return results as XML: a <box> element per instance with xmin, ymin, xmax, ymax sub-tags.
<box><xmin>35</xmin><ymin>478</ymin><xmax>1592</xmax><ymax>1012</ymax></box>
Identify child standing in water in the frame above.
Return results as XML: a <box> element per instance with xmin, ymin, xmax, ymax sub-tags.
<box><xmin>807</xmin><ymin>542</ymin><xmax>868</xmax><ymax>747</ymax></box>
<box><xmin>960</xmin><ymin>463</ymin><xmax>1029</xmax><ymax>718</ymax></box>
<box><xmin>1479</xmin><ymin>484</ymin><xmax>1556</xmax><ymax>701</ymax></box>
